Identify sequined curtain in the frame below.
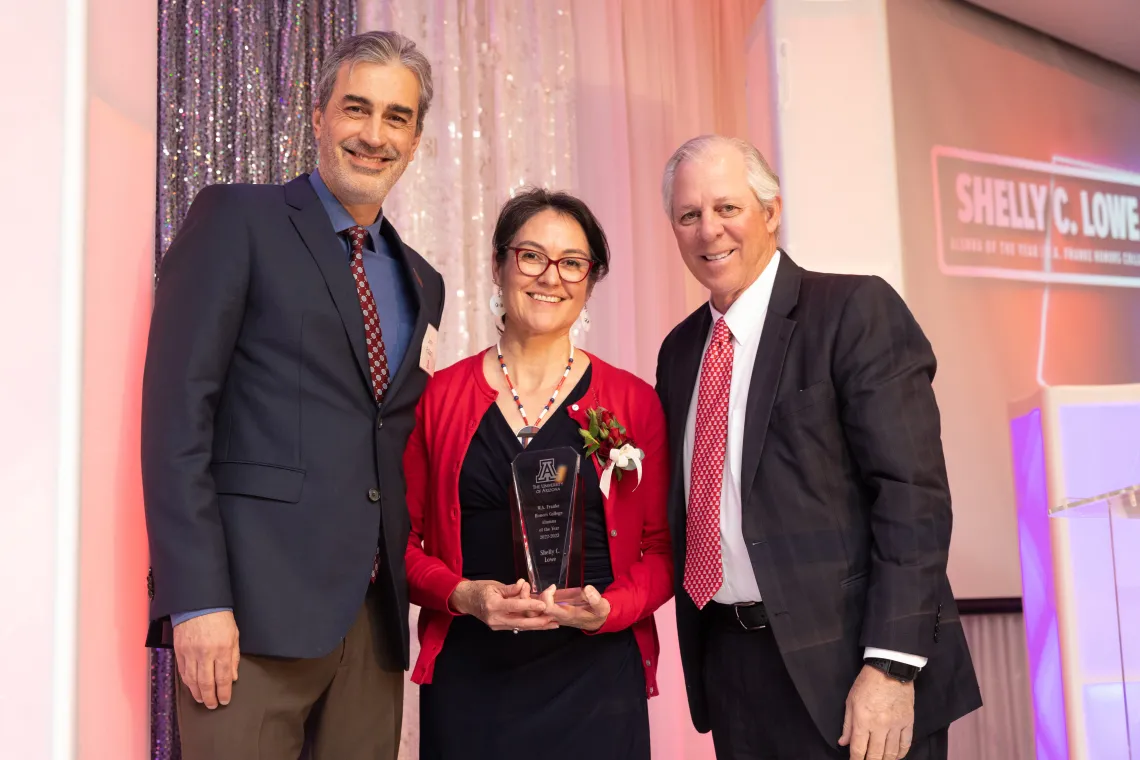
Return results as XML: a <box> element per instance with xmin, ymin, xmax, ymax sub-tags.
<box><xmin>156</xmin><ymin>0</ymin><xmax>356</xmax><ymax>259</ymax></box>
<box><xmin>358</xmin><ymin>1</ymin><xmax>577</xmax><ymax>369</ymax></box>
<box><xmin>151</xmin><ymin>2</ymin><xmax>355</xmax><ymax>757</ymax></box>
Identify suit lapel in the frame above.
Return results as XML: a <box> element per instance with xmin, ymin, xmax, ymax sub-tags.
<box><xmin>740</xmin><ymin>253</ymin><xmax>801</xmax><ymax>507</ymax></box>
<box><xmin>379</xmin><ymin>217</ymin><xmax>430</xmax><ymax>409</ymax></box>
<box><xmin>666</xmin><ymin>306</ymin><xmax>712</xmax><ymax>551</ymax></box>
<box><xmin>285</xmin><ymin>175</ymin><xmax>372</xmax><ymax>390</ymax></box>
<box><xmin>669</xmin><ymin>307</ymin><xmax>711</xmax><ymax>454</ymax></box>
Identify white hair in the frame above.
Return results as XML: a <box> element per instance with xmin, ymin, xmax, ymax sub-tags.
<box><xmin>661</xmin><ymin>135</ymin><xmax>781</xmax><ymax>228</ymax></box>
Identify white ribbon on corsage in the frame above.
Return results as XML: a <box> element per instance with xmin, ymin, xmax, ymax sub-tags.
<box><xmin>598</xmin><ymin>444</ymin><xmax>645</xmax><ymax>498</ymax></box>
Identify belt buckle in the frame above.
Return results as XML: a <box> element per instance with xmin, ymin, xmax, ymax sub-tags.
<box><xmin>733</xmin><ymin>602</ymin><xmax>766</xmax><ymax>631</ymax></box>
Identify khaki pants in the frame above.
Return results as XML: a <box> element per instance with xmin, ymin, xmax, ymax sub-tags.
<box><xmin>176</xmin><ymin>593</ymin><xmax>403</xmax><ymax>760</ymax></box>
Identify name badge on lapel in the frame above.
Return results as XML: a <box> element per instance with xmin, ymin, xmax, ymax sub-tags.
<box><xmin>419</xmin><ymin>325</ymin><xmax>438</xmax><ymax>376</ymax></box>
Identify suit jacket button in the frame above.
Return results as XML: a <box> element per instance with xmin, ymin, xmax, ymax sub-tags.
<box><xmin>368</xmin><ymin>488</ymin><xmax>381</xmax><ymax>503</ymax></box>
<box><xmin>610</xmin><ymin>529</ymin><xmax>617</xmax><ymax>537</ymax></box>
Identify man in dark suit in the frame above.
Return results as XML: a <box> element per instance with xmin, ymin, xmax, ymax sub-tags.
<box><xmin>655</xmin><ymin>135</ymin><xmax>982</xmax><ymax>760</ymax></box>
<box><xmin>142</xmin><ymin>31</ymin><xmax>444</xmax><ymax>759</ymax></box>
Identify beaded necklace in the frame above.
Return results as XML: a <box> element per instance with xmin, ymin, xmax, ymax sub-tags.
<box><xmin>496</xmin><ymin>340</ymin><xmax>575</xmax><ymax>446</ymax></box>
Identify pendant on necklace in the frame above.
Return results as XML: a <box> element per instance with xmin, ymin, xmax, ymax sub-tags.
<box><xmin>516</xmin><ymin>425</ymin><xmax>541</xmax><ymax>448</ymax></box>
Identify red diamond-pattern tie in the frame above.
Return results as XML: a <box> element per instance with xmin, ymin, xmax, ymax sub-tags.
<box><xmin>347</xmin><ymin>226</ymin><xmax>391</xmax><ymax>404</ymax></box>
<box><xmin>346</xmin><ymin>226</ymin><xmax>387</xmax><ymax>584</ymax></box>
<box><xmin>684</xmin><ymin>317</ymin><xmax>734</xmax><ymax>609</ymax></box>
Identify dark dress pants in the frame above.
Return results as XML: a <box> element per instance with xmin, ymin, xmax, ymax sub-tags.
<box><xmin>703</xmin><ymin>606</ymin><xmax>948</xmax><ymax>760</ymax></box>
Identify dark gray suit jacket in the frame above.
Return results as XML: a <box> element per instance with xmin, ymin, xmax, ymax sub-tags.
<box><xmin>656</xmin><ymin>252</ymin><xmax>981</xmax><ymax>742</ymax></box>
<box><xmin>142</xmin><ymin>175</ymin><xmax>444</xmax><ymax>667</ymax></box>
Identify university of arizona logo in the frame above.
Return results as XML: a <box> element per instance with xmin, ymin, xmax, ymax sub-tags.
<box><xmin>535</xmin><ymin>458</ymin><xmax>559</xmax><ymax>484</ymax></box>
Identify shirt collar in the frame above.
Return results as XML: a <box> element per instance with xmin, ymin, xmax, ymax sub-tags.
<box><xmin>309</xmin><ymin>168</ymin><xmax>385</xmax><ymax>244</ymax></box>
<box><xmin>708</xmin><ymin>249</ymin><xmax>782</xmax><ymax>345</ymax></box>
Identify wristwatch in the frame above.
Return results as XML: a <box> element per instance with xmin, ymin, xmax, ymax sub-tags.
<box><xmin>864</xmin><ymin>657</ymin><xmax>920</xmax><ymax>684</ymax></box>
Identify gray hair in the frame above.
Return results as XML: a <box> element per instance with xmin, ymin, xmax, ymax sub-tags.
<box><xmin>316</xmin><ymin>31</ymin><xmax>434</xmax><ymax>135</ymax></box>
<box><xmin>661</xmin><ymin>135</ymin><xmax>781</xmax><ymax>225</ymax></box>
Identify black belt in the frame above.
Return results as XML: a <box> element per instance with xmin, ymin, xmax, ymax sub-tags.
<box><xmin>707</xmin><ymin>601</ymin><xmax>769</xmax><ymax>631</ymax></box>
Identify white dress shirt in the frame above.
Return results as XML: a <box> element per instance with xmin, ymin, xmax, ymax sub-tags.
<box><xmin>682</xmin><ymin>251</ymin><xmax>926</xmax><ymax>669</ymax></box>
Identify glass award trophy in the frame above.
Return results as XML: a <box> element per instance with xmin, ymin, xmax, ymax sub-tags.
<box><xmin>509</xmin><ymin>445</ymin><xmax>587</xmax><ymax>606</ymax></box>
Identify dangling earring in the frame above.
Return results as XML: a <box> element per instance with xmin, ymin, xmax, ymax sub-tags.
<box><xmin>489</xmin><ymin>285</ymin><xmax>506</xmax><ymax>323</ymax></box>
<box><xmin>571</xmin><ymin>304</ymin><xmax>591</xmax><ymax>341</ymax></box>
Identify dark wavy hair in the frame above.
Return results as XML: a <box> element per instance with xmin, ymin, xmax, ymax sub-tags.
<box><xmin>491</xmin><ymin>188</ymin><xmax>611</xmax><ymax>286</ymax></box>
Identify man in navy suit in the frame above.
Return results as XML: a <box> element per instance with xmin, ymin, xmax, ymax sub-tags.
<box><xmin>142</xmin><ymin>31</ymin><xmax>444</xmax><ymax>759</ymax></box>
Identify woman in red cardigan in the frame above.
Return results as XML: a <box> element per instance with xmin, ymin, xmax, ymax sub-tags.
<box><xmin>404</xmin><ymin>188</ymin><xmax>673</xmax><ymax>759</ymax></box>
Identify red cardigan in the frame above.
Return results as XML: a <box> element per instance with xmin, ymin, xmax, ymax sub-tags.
<box><xmin>403</xmin><ymin>350</ymin><xmax>674</xmax><ymax>697</ymax></box>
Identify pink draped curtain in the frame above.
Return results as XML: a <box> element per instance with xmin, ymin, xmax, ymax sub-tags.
<box><xmin>572</xmin><ymin>0</ymin><xmax>765</xmax><ymax>381</ymax></box>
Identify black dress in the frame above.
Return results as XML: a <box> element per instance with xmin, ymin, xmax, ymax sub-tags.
<box><xmin>419</xmin><ymin>367</ymin><xmax>651</xmax><ymax>760</ymax></box>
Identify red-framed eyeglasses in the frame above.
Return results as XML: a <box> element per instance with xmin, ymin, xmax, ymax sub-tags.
<box><xmin>507</xmin><ymin>247</ymin><xmax>595</xmax><ymax>284</ymax></box>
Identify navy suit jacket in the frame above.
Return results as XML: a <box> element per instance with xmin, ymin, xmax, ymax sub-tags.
<box><xmin>142</xmin><ymin>174</ymin><xmax>444</xmax><ymax>667</ymax></box>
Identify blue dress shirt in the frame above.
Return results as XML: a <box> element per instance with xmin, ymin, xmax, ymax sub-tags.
<box><xmin>308</xmin><ymin>169</ymin><xmax>416</xmax><ymax>374</ymax></box>
<box><xmin>170</xmin><ymin>170</ymin><xmax>414</xmax><ymax>627</ymax></box>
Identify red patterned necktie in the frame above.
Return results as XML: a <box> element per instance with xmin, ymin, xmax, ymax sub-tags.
<box><xmin>346</xmin><ymin>225</ymin><xmax>387</xmax><ymax>584</ymax></box>
<box><xmin>684</xmin><ymin>317</ymin><xmax>734</xmax><ymax>609</ymax></box>
<box><xmin>347</xmin><ymin>225</ymin><xmax>391</xmax><ymax>405</ymax></box>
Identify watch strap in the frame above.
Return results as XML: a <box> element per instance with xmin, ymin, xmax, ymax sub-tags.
<box><xmin>864</xmin><ymin>657</ymin><xmax>920</xmax><ymax>683</ymax></box>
